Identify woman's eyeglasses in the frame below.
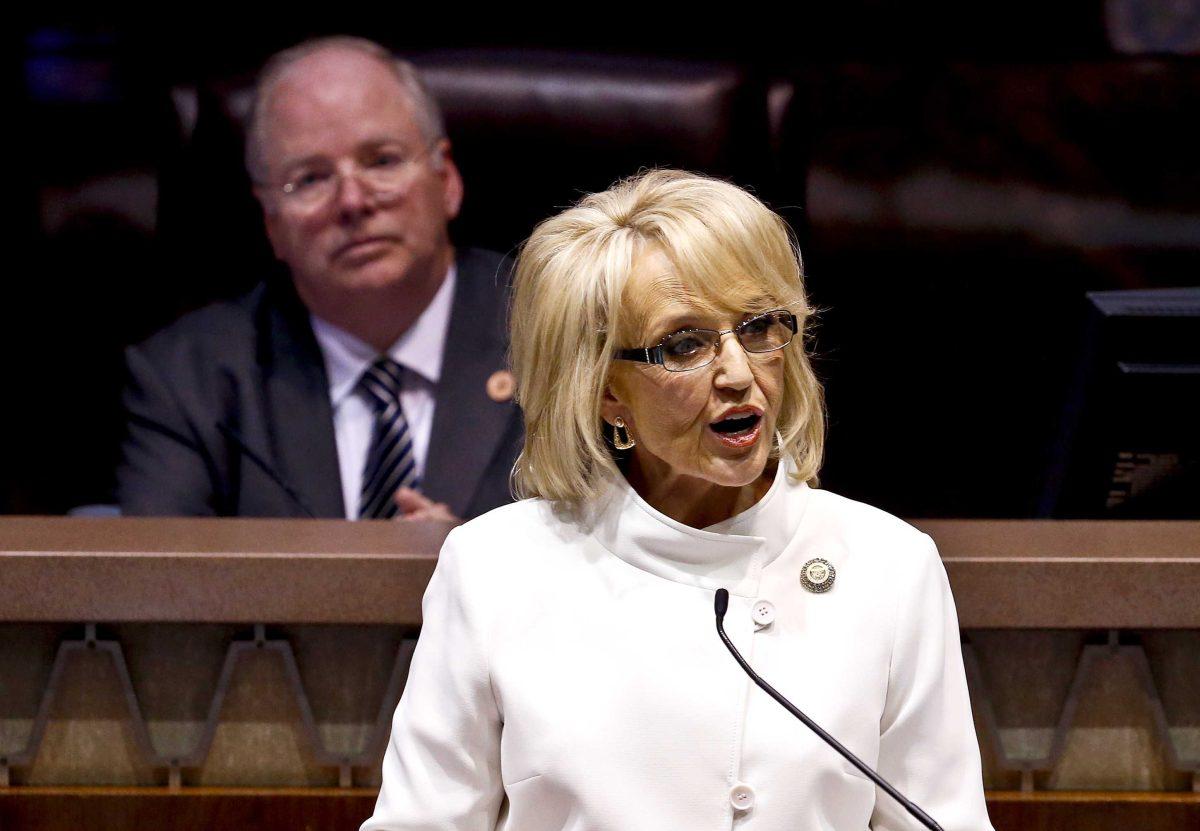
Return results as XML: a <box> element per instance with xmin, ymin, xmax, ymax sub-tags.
<box><xmin>614</xmin><ymin>309</ymin><xmax>797</xmax><ymax>372</ymax></box>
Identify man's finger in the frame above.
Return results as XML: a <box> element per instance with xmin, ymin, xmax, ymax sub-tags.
<box><xmin>394</xmin><ymin>487</ymin><xmax>436</xmax><ymax>513</ymax></box>
<box><xmin>392</xmin><ymin>488</ymin><xmax>459</xmax><ymax>523</ymax></box>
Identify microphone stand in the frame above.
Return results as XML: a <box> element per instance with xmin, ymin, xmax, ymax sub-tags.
<box><xmin>714</xmin><ymin>588</ymin><xmax>944</xmax><ymax>831</ymax></box>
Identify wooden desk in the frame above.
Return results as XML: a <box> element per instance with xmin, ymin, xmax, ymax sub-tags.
<box><xmin>1</xmin><ymin>517</ymin><xmax>1196</xmax><ymax>627</ymax></box>
<box><xmin>1</xmin><ymin>517</ymin><xmax>1198</xmax><ymax>830</ymax></box>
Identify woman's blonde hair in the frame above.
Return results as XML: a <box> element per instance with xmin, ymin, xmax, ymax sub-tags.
<box><xmin>510</xmin><ymin>169</ymin><xmax>824</xmax><ymax>504</ymax></box>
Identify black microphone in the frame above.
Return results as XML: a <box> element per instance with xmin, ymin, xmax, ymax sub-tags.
<box><xmin>713</xmin><ymin>588</ymin><xmax>944</xmax><ymax>831</ymax></box>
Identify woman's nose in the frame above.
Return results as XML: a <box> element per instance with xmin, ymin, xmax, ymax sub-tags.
<box><xmin>712</xmin><ymin>332</ymin><xmax>753</xmax><ymax>389</ymax></box>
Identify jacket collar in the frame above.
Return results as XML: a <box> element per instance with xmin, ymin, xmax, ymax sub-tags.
<box><xmin>253</xmin><ymin>277</ymin><xmax>346</xmax><ymax>518</ymax></box>
<box><xmin>590</xmin><ymin>458</ymin><xmax>811</xmax><ymax>598</ymax></box>
<box><xmin>423</xmin><ymin>249</ymin><xmax>517</xmax><ymax>517</ymax></box>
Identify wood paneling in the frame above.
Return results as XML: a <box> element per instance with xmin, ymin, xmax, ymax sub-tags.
<box><xmin>919</xmin><ymin>519</ymin><xmax>1200</xmax><ymax>628</ymax></box>
<box><xmin>2</xmin><ymin>517</ymin><xmax>1198</xmax><ymax>627</ymax></box>
<box><xmin>1</xmin><ymin>788</ymin><xmax>1197</xmax><ymax>831</ymax></box>
<box><xmin>0</xmin><ymin>787</ymin><xmax>378</xmax><ymax>831</ymax></box>
<box><xmin>987</xmin><ymin>790</ymin><xmax>1200</xmax><ymax>831</ymax></box>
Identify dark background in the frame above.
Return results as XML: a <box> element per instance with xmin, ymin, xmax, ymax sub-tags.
<box><xmin>7</xmin><ymin>2</ymin><xmax>1199</xmax><ymax>517</ymax></box>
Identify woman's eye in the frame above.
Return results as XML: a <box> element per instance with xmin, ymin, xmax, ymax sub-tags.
<box><xmin>664</xmin><ymin>333</ymin><xmax>707</xmax><ymax>356</ymax></box>
<box><xmin>741</xmin><ymin>316</ymin><xmax>772</xmax><ymax>336</ymax></box>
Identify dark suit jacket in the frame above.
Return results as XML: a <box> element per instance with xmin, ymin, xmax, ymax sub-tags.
<box><xmin>116</xmin><ymin>248</ymin><xmax>522</xmax><ymax>520</ymax></box>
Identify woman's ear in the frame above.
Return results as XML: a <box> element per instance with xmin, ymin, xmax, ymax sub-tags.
<box><xmin>600</xmin><ymin>384</ymin><xmax>624</xmax><ymax>426</ymax></box>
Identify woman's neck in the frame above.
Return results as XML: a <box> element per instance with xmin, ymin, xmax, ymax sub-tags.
<box><xmin>624</xmin><ymin>458</ymin><xmax>774</xmax><ymax>529</ymax></box>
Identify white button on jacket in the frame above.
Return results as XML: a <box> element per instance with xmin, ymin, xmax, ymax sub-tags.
<box><xmin>752</xmin><ymin>599</ymin><xmax>777</xmax><ymax>627</ymax></box>
<box><xmin>730</xmin><ymin>782</ymin><xmax>756</xmax><ymax>811</ymax></box>
<box><xmin>363</xmin><ymin>461</ymin><xmax>995</xmax><ymax>831</ymax></box>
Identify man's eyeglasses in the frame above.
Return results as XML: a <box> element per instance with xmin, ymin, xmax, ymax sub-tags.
<box><xmin>615</xmin><ymin>309</ymin><xmax>798</xmax><ymax>372</ymax></box>
<box><xmin>267</xmin><ymin>141</ymin><xmax>437</xmax><ymax>210</ymax></box>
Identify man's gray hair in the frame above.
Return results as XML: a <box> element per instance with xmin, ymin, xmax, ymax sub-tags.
<box><xmin>243</xmin><ymin>35</ymin><xmax>447</xmax><ymax>183</ymax></box>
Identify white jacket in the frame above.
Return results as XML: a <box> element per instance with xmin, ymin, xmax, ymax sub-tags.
<box><xmin>363</xmin><ymin>462</ymin><xmax>994</xmax><ymax>830</ymax></box>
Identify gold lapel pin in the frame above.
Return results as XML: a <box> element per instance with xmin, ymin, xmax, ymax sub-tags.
<box><xmin>800</xmin><ymin>558</ymin><xmax>836</xmax><ymax>593</ymax></box>
<box><xmin>486</xmin><ymin>370</ymin><xmax>515</xmax><ymax>403</ymax></box>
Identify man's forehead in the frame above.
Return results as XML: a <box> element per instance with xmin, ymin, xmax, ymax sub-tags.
<box><xmin>262</xmin><ymin>49</ymin><xmax>417</xmax><ymax>144</ymax></box>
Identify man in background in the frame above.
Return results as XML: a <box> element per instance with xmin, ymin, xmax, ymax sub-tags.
<box><xmin>117</xmin><ymin>36</ymin><xmax>520</xmax><ymax>521</ymax></box>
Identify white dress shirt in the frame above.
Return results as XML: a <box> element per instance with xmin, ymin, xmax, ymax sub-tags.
<box><xmin>311</xmin><ymin>265</ymin><xmax>456</xmax><ymax>519</ymax></box>
<box><xmin>363</xmin><ymin>460</ymin><xmax>995</xmax><ymax>830</ymax></box>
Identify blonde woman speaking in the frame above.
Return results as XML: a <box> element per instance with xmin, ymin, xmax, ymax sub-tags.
<box><xmin>363</xmin><ymin>170</ymin><xmax>993</xmax><ymax>831</ymax></box>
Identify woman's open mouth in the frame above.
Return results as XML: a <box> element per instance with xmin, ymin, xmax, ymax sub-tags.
<box><xmin>709</xmin><ymin>411</ymin><xmax>763</xmax><ymax>448</ymax></box>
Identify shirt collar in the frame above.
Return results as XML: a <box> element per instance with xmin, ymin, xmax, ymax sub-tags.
<box><xmin>589</xmin><ymin>455</ymin><xmax>810</xmax><ymax>598</ymax></box>
<box><xmin>311</xmin><ymin>263</ymin><xmax>457</xmax><ymax>406</ymax></box>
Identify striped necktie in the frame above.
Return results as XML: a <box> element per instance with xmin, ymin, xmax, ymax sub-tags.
<box><xmin>358</xmin><ymin>357</ymin><xmax>420</xmax><ymax>519</ymax></box>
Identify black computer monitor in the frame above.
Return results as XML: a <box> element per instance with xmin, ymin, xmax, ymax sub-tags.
<box><xmin>1040</xmin><ymin>288</ymin><xmax>1200</xmax><ymax>518</ymax></box>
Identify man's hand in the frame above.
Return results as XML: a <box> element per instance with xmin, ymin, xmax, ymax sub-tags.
<box><xmin>393</xmin><ymin>487</ymin><xmax>459</xmax><ymax>523</ymax></box>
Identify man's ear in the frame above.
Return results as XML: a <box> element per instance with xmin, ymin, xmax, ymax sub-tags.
<box><xmin>435</xmin><ymin>140</ymin><xmax>464</xmax><ymax>220</ymax></box>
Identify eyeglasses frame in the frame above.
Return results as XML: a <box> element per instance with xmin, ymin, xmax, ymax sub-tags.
<box><xmin>261</xmin><ymin>139</ymin><xmax>441</xmax><ymax>209</ymax></box>
<box><xmin>614</xmin><ymin>309</ymin><xmax>798</xmax><ymax>372</ymax></box>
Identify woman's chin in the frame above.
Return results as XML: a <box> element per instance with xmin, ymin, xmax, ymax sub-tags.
<box><xmin>701</xmin><ymin>448</ymin><xmax>772</xmax><ymax>489</ymax></box>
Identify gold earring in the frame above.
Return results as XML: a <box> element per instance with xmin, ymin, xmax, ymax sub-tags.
<box><xmin>612</xmin><ymin>416</ymin><xmax>636</xmax><ymax>450</ymax></box>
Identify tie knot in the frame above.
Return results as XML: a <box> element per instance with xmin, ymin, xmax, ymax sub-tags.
<box><xmin>360</xmin><ymin>357</ymin><xmax>405</xmax><ymax>410</ymax></box>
